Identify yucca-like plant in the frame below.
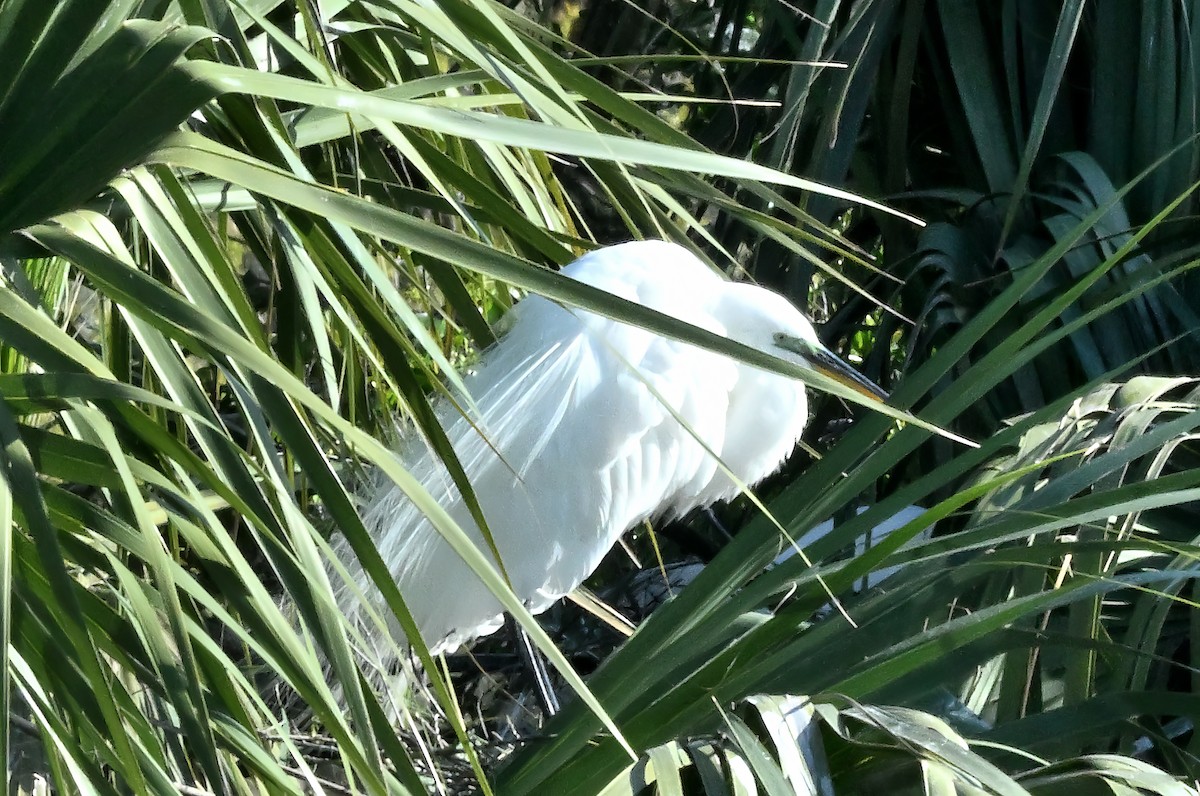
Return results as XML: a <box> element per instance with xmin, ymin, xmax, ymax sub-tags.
<box><xmin>602</xmin><ymin>695</ymin><xmax>1196</xmax><ymax>795</ymax></box>
<box><xmin>684</xmin><ymin>1</ymin><xmax>1200</xmax><ymax>428</ymax></box>
<box><xmin>495</xmin><ymin>186</ymin><xmax>1200</xmax><ymax>791</ymax></box>
<box><xmin>0</xmin><ymin>1</ymin><xmax>1198</xmax><ymax>794</ymax></box>
<box><xmin>0</xmin><ymin>0</ymin><xmax>915</xmax><ymax>791</ymax></box>
<box><xmin>580</xmin><ymin>376</ymin><xmax>1200</xmax><ymax>796</ymax></box>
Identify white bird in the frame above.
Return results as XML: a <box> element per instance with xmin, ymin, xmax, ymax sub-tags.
<box><xmin>339</xmin><ymin>240</ymin><xmax>887</xmax><ymax>657</ymax></box>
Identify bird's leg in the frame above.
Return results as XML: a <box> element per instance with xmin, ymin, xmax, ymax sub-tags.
<box><xmin>507</xmin><ymin>615</ymin><xmax>560</xmax><ymax>717</ymax></box>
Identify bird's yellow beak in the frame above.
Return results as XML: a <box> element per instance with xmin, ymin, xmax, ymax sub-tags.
<box><xmin>776</xmin><ymin>333</ymin><xmax>889</xmax><ymax>403</ymax></box>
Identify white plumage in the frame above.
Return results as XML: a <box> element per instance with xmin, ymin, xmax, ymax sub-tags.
<box><xmin>338</xmin><ymin>240</ymin><xmax>885</xmax><ymax>655</ymax></box>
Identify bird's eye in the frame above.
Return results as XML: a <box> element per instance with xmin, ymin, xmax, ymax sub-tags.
<box><xmin>773</xmin><ymin>332</ymin><xmax>802</xmax><ymax>350</ymax></box>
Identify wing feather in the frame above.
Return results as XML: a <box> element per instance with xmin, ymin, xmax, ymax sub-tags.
<box><xmin>340</xmin><ymin>242</ymin><xmax>746</xmax><ymax>654</ymax></box>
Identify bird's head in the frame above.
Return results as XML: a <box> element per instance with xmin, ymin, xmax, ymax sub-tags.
<box><xmin>718</xmin><ymin>282</ymin><xmax>889</xmax><ymax>404</ymax></box>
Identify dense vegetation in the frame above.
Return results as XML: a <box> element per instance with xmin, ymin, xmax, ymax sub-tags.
<box><xmin>1</xmin><ymin>1</ymin><xmax>1199</xmax><ymax>793</ymax></box>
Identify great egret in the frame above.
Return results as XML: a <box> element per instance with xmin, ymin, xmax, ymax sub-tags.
<box><xmin>338</xmin><ymin>239</ymin><xmax>888</xmax><ymax>657</ymax></box>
